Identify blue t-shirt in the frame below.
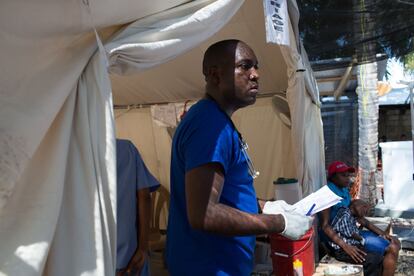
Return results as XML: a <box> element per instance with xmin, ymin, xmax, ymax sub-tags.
<box><xmin>327</xmin><ymin>181</ymin><xmax>351</xmax><ymax>222</ymax></box>
<box><xmin>116</xmin><ymin>139</ymin><xmax>160</xmax><ymax>270</ymax></box>
<box><xmin>319</xmin><ymin>181</ymin><xmax>350</xmax><ymax>246</ymax></box>
<box><xmin>166</xmin><ymin>99</ymin><xmax>258</xmax><ymax>276</ymax></box>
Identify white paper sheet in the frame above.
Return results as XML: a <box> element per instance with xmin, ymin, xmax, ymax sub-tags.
<box><xmin>293</xmin><ymin>185</ymin><xmax>342</xmax><ymax>216</ymax></box>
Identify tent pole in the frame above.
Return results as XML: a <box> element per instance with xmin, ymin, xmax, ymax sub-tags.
<box><xmin>401</xmin><ymin>80</ymin><xmax>414</xmax><ymax>181</ymax></box>
<box><xmin>410</xmin><ymin>84</ymin><xmax>414</xmax><ymax>181</ymax></box>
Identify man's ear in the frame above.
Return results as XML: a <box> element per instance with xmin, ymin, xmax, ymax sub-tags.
<box><xmin>207</xmin><ymin>66</ymin><xmax>220</xmax><ymax>85</ymax></box>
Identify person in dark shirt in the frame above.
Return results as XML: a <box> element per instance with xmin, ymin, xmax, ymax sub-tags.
<box><xmin>116</xmin><ymin>139</ymin><xmax>160</xmax><ymax>276</ymax></box>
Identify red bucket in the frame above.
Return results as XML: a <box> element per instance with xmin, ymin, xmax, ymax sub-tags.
<box><xmin>269</xmin><ymin>227</ymin><xmax>315</xmax><ymax>276</ymax></box>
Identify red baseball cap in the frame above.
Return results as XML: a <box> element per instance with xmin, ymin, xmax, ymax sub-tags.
<box><xmin>328</xmin><ymin>161</ymin><xmax>355</xmax><ymax>178</ymax></box>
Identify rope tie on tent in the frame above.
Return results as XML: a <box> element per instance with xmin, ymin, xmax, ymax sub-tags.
<box><xmin>115</xmin><ymin>105</ymin><xmax>132</xmax><ymax>119</ymax></box>
<box><xmin>81</xmin><ymin>0</ymin><xmax>109</xmax><ymax>68</ymax></box>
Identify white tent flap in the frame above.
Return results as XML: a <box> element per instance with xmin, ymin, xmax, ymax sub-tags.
<box><xmin>279</xmin><ymin>2</ymin><xmax>326</xmax><ymax>196</ymax></box>
<box><xmin>106</xmin><ymin>0</ymin><xmax>244</xmax><ymax>74</ymax></box>
<box><xmin>0</xmin><ymin>0</ymin><xmax>247</xmax><ymax>274</ymax></box>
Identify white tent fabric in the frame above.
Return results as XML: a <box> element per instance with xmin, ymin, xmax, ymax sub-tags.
<box><xmin>0</xmin><ymin>0</ymin><xmax>192</xmax><ymax>210</ymax></box>
<box><xmin>0</xmin><ymin>38</ymin><xmax>117</xmax><ymax>275</ymax></box>
<box><xmin>109</xmin><ymin>0</ymin><xmax>290</xmax><ymax>106</ymax></box>
<box><xmin>279</xmin><ymin>1</ymin><xmax>326</xmax><ymax>196</ymax></box>
<box><xmin>106</xmin><ymin>0</ymin><xmax>244</xmax><ymax>75</ymax></box>
<box><xmin>43</xmin><ymin>48</ymin><xmax>117</xmax><ymax>275</ymax></box>
<box><xmin>0</xmin><ymin>0</ymin><xmax>245</xmax><ymax>275</ymax></box>
<box><xmin>0</xmin><ymin>0</ymin><xmax>326</xmax><ymax>274</ymax></box>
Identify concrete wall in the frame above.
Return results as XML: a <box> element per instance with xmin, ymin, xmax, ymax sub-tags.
<box><xmin>378</xmin><ymin>105</ymin><xmax>411</xmax><ymax>141</ymax></box>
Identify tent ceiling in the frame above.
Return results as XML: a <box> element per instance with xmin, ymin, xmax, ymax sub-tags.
<box><xmin>0</xmin><ymin>0</ymin><xmax>190</xmax><ymax>35</ymax></box>
<box><xmin>111</xmin><ymin>0</ymin><xmax>288</xmax><ymax>106</ymax></box>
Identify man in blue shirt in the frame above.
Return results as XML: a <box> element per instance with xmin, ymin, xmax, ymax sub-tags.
<box><xmin>166</xmin><ymin>39</ymin><xmax>313</xmax><ymax>276</ymax></box>
<box><xmin>116</xmin><ymin>139</ymin><xmax>160</xmax><ymax>276</ymax></box>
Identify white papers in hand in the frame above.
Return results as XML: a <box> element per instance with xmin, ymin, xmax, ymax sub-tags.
<box><xmin>293</xmin><ymin>185</ymin><xmax>342</xmax><ymax>216</ymax></box>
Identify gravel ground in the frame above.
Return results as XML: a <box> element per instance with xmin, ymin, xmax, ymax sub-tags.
<box><xmin>378</xmin><ymin>217</ymin><xmax>414</xmax><ymax>275</ymax></box>
<box><xmin>396</xmin><ymin>249</ymin><xmax>414</xmax><ymax>276</ymax></box>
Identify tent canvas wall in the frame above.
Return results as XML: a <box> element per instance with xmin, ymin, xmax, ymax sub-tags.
<box><xmin>0</xmin><ymin>0</ymin><xmax>325</xmax><ymax>274</ymax></box>
<box><xmin>111</xmin><ymin>0</ymin><xmax>325</xmax><ymax>198</ymax></box>
<box><xmin>114</xmin><ymin>97</ymin><xmax>297</xmax><ymax>201</ymax></box>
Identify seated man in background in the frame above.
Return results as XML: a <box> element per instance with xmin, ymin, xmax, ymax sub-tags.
<box><xmin>320</xmin><ymin>161</ymin><xmax>400</xmax><ymax>276</ymax></box>
<box><xmin>116</xmin><ymin>139</ymin><xmax>160</xmax><ymax>276</ymax></box>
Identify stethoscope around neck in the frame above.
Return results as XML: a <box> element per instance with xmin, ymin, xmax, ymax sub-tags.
<box><xmin>205</xmin><ymin>93</ymin><xmax>260</xmax><ymax>179</ymax></box>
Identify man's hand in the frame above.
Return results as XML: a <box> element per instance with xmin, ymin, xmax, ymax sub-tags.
<box><xmin>262</xmin><ymin>200</ymin><xmax>295</xmax><ymax>214</ymax></box>
<box><xmin>280</xmin><ymin>211</ymin><xmax>313</xmax><ymax>240</ymax></box>
<box><xmin>382</xmin><ymin>233</ymin><xmax>396</xmax><ymax>242</ymax></box>
<box><xmin>342</xmin><ymin>243</ymin><xmax>366</xmax><ymax>263</ymax></box>
<box><xmin>263</xmin><ymin>200</ymin><xmax>313</xmax><ymax>240</ymax></box>
<box><xmin>119</xmin><ymin>249</ymin><xmax>147</xmax><ymax>276</ymax></box>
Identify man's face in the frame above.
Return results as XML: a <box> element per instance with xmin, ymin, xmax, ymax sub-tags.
<box><xmin>332</xmin><ymin>171</ymin><xmax>351</xmax><ymax>188</ymax></box>
<box><xmin>219</xmin><ymin>43</ymin><xmax>259</xmax><ymax>108</ymax></box>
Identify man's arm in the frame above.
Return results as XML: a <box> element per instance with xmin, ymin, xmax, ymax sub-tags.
<box><xmin>320</xmin><ymin>209</ymin><xmax>348</xmax><ymax>248</ymax></box>
<box><xmin>358</xmin><ymin>217</ymin><xmax>385</xmax><ymax>236</ymax></box>
<box><xmin>357</xmin><ymin>217</ymin><xmax>397</xmax><ymax>241</ymax></box>
<box><xmin>122</xmin><ymin>188</ymin><xmax>151</xmax><ymax>275</ymax></box>
<box><xmin>351</xmin><ymin>232</ymin><xmax>363</xmax><ymax>241</ymax></box>
<box><xmin>320</xmin><ymin>208</ymin><xmax>366</xmax><ymax>263</ymax></box>
<box><xmin>185</xmin><ymin>163</ymin><xmax>285</xmax><ymax>236</ymax></box>
<box><xmin>137</xmin><ymin>187</ymin><xmax>151</xmax><ymax>252</ymax></box>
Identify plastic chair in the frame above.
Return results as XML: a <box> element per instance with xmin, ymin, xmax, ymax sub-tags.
<box><xmin>149</xmin><ymin>185</ymin><xmax>170</xmax><ymax>252</ymax></box>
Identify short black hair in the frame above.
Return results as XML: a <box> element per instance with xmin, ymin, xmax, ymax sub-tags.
<box><xmin>202</xmin><ymin>39</ymin><xmax>243</xmax><ymax>77</ymax></box>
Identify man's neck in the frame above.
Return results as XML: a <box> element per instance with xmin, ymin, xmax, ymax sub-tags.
<box><xmin>204</xmin><ymin>92</ymin><xmax>236</xmax><ymax>117</ymax></box>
